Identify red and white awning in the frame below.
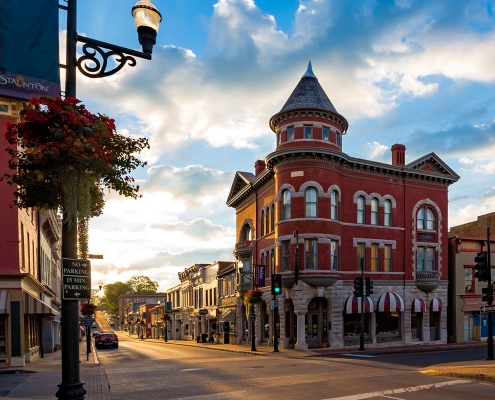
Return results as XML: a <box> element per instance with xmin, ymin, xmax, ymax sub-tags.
<box><xmin>377</xmin><ymin>292</ymin><xmax>404</xmax><ymax>312</ymax></box>
<box><xmin>430</xmin><ymin>298</ymin><xmax>443</xmax><ymax>312</ymax></box>
<box><xmin>412</xmin><ymin>298</ymin><xmax>426</xmax><ymax>313</ymax></box>
<box><xmin>344</xmin><ymin>294</ymin><xmax>374</xmax><ymax>314</ymax></box>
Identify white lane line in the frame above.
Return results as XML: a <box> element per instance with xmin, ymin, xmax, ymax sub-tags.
<box><xmin>323</xmin><ymin>379</ymin><xmax>472</xmax><ymax>400</ymax></box>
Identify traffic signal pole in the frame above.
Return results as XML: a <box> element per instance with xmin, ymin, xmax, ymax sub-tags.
<box><xmin>359</xmin><ymin>264</ymin><xmax>365</xmax><ymax>351</ymax></box>
<box><xmin>487</xmin><ymin>228</ymin><xmax>493</xmax><ymax>360</ymax></box>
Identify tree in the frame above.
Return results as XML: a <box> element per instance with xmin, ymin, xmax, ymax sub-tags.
<box><xmin>126</xmin><ymin>275</ymin><xmax>158</xmax><ymax>294</ymax></box>
<box><xmin>103</xmin><ymin>281</ymin><xmax>131</xmax><ymax>315</ymax></box>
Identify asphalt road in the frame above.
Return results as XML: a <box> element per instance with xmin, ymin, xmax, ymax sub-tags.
<box><xmin>95</xmin><ymin>334</ymin><xmax>495</xmax><ymax>399</ymax></box>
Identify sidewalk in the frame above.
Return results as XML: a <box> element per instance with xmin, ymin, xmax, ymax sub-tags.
<box><xmin>0</xmin><ymin>337</ymin><xmax>110</xmax><ymax>399</ymax></box>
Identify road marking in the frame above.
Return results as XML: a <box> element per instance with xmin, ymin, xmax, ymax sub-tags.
<box><xmin>340</xmin><ymin>354</ymin><xmax>378</xmax><ymax>358</ymax></box>
<box><xmin>323</xmin><ymin>379</ymin><xmax>472</xmax><ymax>399</ymax></box>
<box><xmin>180</xmin><ymin>368</ymin><xmax>203</xmax><ymax>372</ymax></box>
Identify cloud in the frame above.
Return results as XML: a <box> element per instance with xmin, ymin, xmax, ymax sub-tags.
<box><xmin>151</xmin><ymin>218</ymin><xmax>234</xmax><ymax>240</ymax></box>
<box><xmin>364</xmin><ymin>141</ymin><xmax>389</xmax><ymax>161</ymax></box>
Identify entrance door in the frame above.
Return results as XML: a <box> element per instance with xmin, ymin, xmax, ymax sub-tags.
<box><xmin>306</xmin><ymin>313</ymin><xmax>320</xmax><ymax>348</ymax></box>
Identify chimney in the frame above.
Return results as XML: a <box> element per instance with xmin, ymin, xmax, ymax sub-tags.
<box><xmin>391</xmin><ymin>144</ymin><xmax>406</xmax><ymax>166</ymax></box>
<box><xmin>255</xmin><ymin>160</ymin><xmax>266</xmax><ymax>176</ymax></box>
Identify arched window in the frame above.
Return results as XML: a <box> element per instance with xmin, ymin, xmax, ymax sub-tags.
<box><xmin>384</xmin><ymin>200</ymin><xmax>392</xmax><ymax>226</ymax></box>
<box><xmin>331</xmin><ymin>190</ymin><xmax>339</xmax><ymax>220</ymax></box>
<box><xmin>305</xmin><ymin>187</ymin><xmax>317</xmax><ymax>217</ymax></box>
<box><xmin>270</xmin><ymin>204</ymin><xmax>275</xmax><ymax>232</ymax></box>
<box><xmin>417</xmin><ymin>206</ymin><xmax>435</xmax><ymax>231</ymax></box>
<box><xmin>357</xmin><ymin>196</ymin><xmax>365</xmax><ymax>224</ymax></box>
<box><xmin>240</xmin><ymin>224</ymin><xmax>252</xmax><ymax>242</ymax></box>
<box><xmin>260</xmin><ymin>210</ymin><xmax>265</xmax><ymax>236</ymax></box>
<box><xmin>371</xmin><ymin>198</ymin><xmax>378</xmax><ymax>225</ymax></box>
<box><xmin>265</xmin><ymin>207</ymin><xmax>269</xmax><ymax>233</ymax></box>
<box><xmin>282</xmin><ymin>190</ymin><xmax>291</xmax><ymax>220</ymax></box>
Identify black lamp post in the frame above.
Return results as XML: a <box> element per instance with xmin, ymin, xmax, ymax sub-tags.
<box><xmin>56</xmin><ymin>2</ymin><xmax>161</xmax><ymax>399</ymax></box>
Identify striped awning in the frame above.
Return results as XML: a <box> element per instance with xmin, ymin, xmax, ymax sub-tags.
<box><xmin>430</xmin><ymin>298</ymin><xmax>443</xmax><ymax>312</ymax></box>
<box><xmin>24</xmin><ymin>292</ymin><xmax>60</xmax><ymax>316</ymax></box>
<box><xmin>344</xmin><ymin>294</ymin><xmax>374</xmax><ymax>314</ymax></box>
<box><xmin>0</xmin><ymin>290</ymin><xmax>10</xmax><ymax>314</ymax></box>
<box><xmin>412</xmin><ymin>298</ymin><xmax>426</xmax><ymax>313</ymax></box>
<box><xmin>377</xmin><ymin>292</ymin><xmax>405</xmax><ymax>312</ymax></box>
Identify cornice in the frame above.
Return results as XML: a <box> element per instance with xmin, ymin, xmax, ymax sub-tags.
<box><xmin>226</xmin><ymin>168</ymin><xmax>274</xmax><ymax>208</ymax></box>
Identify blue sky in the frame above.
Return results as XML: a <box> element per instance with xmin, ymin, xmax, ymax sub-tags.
<box><xmin>60</xmin><ymin>0</ymin><xmax>495</xmax><ymax>291</ymax></box>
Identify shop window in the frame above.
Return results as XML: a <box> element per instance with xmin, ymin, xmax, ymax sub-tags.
<box><xmin>357</xmin><ymin>196</ymin><xmax>365</xmax><ymax>224</ymax></box>
<box><xmin>430</xmin><ymin>312</ymin><xmax>440</xmax><ymax>340</ymax></box>
<box><xmin>305</xmin><ymin>239</ymin><xmax>318</xmax><ymax>269</ymax></box>
<box><xmin>305</xmin><ymin>187</ymin><xmax>317</xmax><ymax>217</ymax></box>
<box><xmin>343</xmin><ymin>314</ymin><xmax>371</xmax><ymax>345</ymax></box>
<box><xmin>282</xmin><ymin>190</ymin><xmax>291</xmax><ymax>220</ymax></box>
<box><xmin>376</xmin><ymin>312</ymin><xmax>401</xmax><ymax>342</ymax></box>
<box><xmin>411</xmin><ymin>312</ymin><xmax>422</xmax><ymax>341</ymax></box>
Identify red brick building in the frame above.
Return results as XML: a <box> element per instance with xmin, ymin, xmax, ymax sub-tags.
<box><xmin>227</xmin><ymin>62</ymin><xmax>460</xmax><ymax>350</ymax></box>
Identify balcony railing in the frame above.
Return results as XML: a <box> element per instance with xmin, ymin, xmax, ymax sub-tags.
<box><xmin>415</xmin><ymin>270</ymin><xmax>440</xmax><ymax>293</ymax></box>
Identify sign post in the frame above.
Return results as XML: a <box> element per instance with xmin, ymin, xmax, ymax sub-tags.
<box><xmin>62</xmin><ymin>258</ymin><xmax>91</xmax><ymax>300</ymax></box>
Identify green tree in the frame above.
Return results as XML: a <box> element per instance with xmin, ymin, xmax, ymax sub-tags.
<box><xmin>103</xmin><ymin>281</ymin><xmax>131</xmax><ymax>315</ymax></box>
<box><xmin>126</xmin><ymin>275</ymin><xmax>158</xmax><ymax>294</ymax></box>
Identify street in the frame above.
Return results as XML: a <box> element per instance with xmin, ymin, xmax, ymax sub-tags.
<box><xmin>92</xmin><ymin>332</ymin><xmax>495</xmax><ymax>400</ymax></box>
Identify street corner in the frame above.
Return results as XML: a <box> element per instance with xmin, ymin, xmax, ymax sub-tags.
<box><xmin>419</xmin><ymin>364</ymin><xmax>495</xmax><ymax>383</ymax></box>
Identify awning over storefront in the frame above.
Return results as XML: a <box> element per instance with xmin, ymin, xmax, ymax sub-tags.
<box><xmin>0</xmin><ymin>290</ymin><xmax>10</xmax><ymax>314</ymax></box>
<box><xmin>24</xmin><ymin>292</ymin><xmax>60</xmax><ymax>316</ymax></box>
<box><xmin>344</xmin><ymin>294</ymin><xmax>374</xmax><ymax>314</ymax></box>
<box><xmin>377</xmin><ymin>292</ymin><xmax>404</xmax><ymax>312</ymax></box>
<box><xmin>412</xmin><ymin>298</ymin><xmax>426</xmax><ymax>313</ymax></box>
<box><xmin>219</xmin><ymin>308</ymin><xmax>235</xmax><ymax>321</ymax></box>
<box><xmin>430</xmin><ymin>298</ymin><xmax>443</xmax><ymax>312</ymax></box>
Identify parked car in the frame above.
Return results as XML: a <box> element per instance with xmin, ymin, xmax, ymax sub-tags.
<box><xmin>92</xmin><ymin>331</ymin><xmax>100</xmax><ymax>338</ymax></box>
<box><xmin>95</xmin><ymin>332</ymin><xmax>118</xmax><ymax>349</ymax></box>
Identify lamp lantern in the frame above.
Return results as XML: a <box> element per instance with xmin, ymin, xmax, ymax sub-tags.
<box><xmin>132</xmin><ymin>0</ymin><xmax>162</xmax><ymax>55</ymax></box>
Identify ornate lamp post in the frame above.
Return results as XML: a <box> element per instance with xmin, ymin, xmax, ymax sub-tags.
<box><xmin>57</xmin><ymin>2</ymin><xmax>161</xmax><ymax>400</ymax></box>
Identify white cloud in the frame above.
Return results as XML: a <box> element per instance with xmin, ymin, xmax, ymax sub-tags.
<box><xmin>364</xmin><ymin>142</ymin><xmax>389</xmax><ymax>160</ymax></box>
<box><xmin>459</xmin><ymin>157</ymin><xmax>474</xmax><ymax>165</ymax></box>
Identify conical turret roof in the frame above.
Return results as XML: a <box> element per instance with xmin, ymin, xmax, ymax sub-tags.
<box><xmin>279</xmin><ymin>61</ymin><xmax>338</xmax><ymax>113</ymax></box>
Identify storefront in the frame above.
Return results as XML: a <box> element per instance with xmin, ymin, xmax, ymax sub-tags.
<box><xmin>411</xmin><ymin>298</ymin><xmax>426</xmax><ymax>341</ymax></box>
<box><xmin>376</xmin><ymin>292</ymin><xmax>404</xmax><ymax>343</ymax></box>
<box><xmin>343</xmin><ymin>294</ymin><xmax>374</xmax><ymax>346</ymax></box>
<box><xmin>218</xmin><ymin>307</ymin><xmax>236</xmax><ymax>344</ymax></box>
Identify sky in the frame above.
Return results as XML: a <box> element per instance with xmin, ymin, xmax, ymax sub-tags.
<box><xmin>58</xmin><ymin>0</ymin><xmax>495</xmax><ymax>292</ymax></box>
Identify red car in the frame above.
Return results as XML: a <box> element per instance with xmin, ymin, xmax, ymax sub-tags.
<box><xmin>95</xmin><ymin>332</ymin><xmax>118</xmax><ymax>349</ymax></box>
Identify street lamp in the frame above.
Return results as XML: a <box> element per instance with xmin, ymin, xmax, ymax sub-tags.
<box><xmin>57</xmin><ymin>2</ymin><xmax>161</xmax><ymax>400</ymax></box>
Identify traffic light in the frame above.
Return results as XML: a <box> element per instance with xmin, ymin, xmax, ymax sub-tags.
<box><xmin>365</xmin><ymin>277</ymin><xmax>373</xmax><ymax>296</ymax></box>
<box><xmin>272</xmin><ymin>274</ymin><xmax>282</xmax><ymax>295</ymax></box>
<box><xmin>353</xmin><ymin>277</ymin><xmax>363</xmax><ymax>297</ymax></box>
<box><xmin>475</xmin><ymin>251</ymin><xmax>488</xmax><ymax>282</ymax></box>
<box><xmin>482</xmin><ymin>285</ymin><xmax>494</xmax><ymax>304</ymax></box>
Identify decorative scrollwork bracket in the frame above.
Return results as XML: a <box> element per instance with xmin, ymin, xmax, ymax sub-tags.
<box><xmin>75</xmin><ymin>35</ymin><xmax>151</xmax><ymax>79</ymax></box>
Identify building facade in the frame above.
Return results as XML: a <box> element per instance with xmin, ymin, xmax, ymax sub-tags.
<box><xmin>226</xmin><ymin>63</ymin><xmax>460</xmax><ymax>350</ymax></box>
<box><xmin>448</xmin><ymin>212</ymin><xmax>495</xmax><ymax>343</ymax></box>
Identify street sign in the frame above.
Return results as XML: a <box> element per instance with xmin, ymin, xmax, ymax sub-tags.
<box><xmin>62</xmin><ymin>258</ymin><xmax>91</xmax><ymax>300</ymax></box>
<box><xmin>270</xmin><ymin>300</ymin><xmax>278</xmax><ymax>310</ymax></box>
<box><xmin>87</xmin><ymin>254</ymin><xmax>103</xmax><ymax>259</ymax></box>
<box><xmin>481</xmin><ymin>305</ymin><xmax>495</xmax><ymax>312</ymax></box>
<box><xmin>199</xmin><ymin>309</ymin><xmax>208</xmax><ymax>315</ymax></box>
